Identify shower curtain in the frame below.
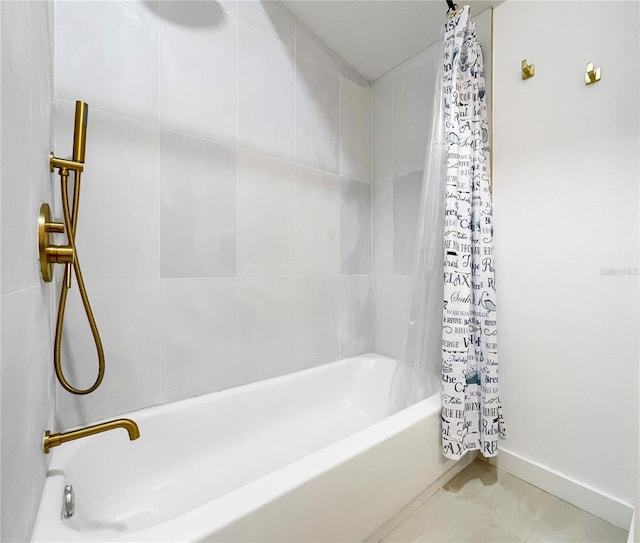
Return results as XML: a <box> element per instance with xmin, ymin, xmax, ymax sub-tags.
<box><xmin>440</xmin><ymin>6</ymin><xmax>504</xmax><ymax>459</ymax></box>
<box><xmin>387</xmin><ymin>45</ymin><xmax>448</xmax><ymax>416</ymax></box>
<box><xmin>387</xmin><ymin>5</ymin><xmax>504</xmax><ymax>460</ymax></box>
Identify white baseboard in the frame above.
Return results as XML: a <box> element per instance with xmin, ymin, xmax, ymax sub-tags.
<box><xmin>487</xmin><ymin>447</ymin><xmax>633</xmax><ymax>530</ymax></box>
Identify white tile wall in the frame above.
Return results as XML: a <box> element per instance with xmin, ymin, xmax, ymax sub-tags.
<box><xmin>160</xmin><ymin>129</ymin><xmax>236</xmax><ymax>278</ymax></box>
<box><xmin>57</xmin><ymin>279</ymin><xmax>162</xmax><ymax>427</ymax></box>
<box><xmin>1</xmin><ymin>286</ymin><xmax>54</xmax><ymax>542</ymax></box>
<box><xmin>1</xmin><ymin>3</ymin><xmax>36</xmax><ymax>294</ymax></box>
<box><xmin>1</xmin><ymin>2</ymin><xmax>55</xmax><ymax>540</ymax></box>
<box><xmin>391</xmin><ymin>50</ymin><xmax>436</xmax><ymax>177</ymax></box>
<box><xmin>50</xmin><ymin>0</ymin><xmax>373</xmax><ymax>426</ymax></box>
<box><xmin>238</xmin><ymin>16</ymin><xmax>295</xmax><ymax>160</ymax></box>
<box><xmin>158</xmin><ymin>1</ymin><xmax>237</xmax><ymax>146</ymax></box>
<box><xmin>237</xmin><ymin>149</ymin><xmax>296</xmax><ymax>276</ymax></box>
<box><xmin>370</xmin><ymin>38</ymin><xmax>450</xmax><ymax>362</ymax></box>
<box><xmin>370</xmin><ymin>21</ymin><xmax>492</xmax><ymax>359</ymax></box>
<box><xmin>372</xmin><ymin>76</ymin><xmax>393</xmax><ymax>276</ymax></box>
<box><xmin>295</xmin><ymin>276</ymin><xmax>340</xmax><ymax>370</ymax></box>
<box><xmin>295</xmin><ymin>165</ymin><xmax>340</xmax><ymax>275</ymax></box>
<box><xmin>340</xmin><ymin>78</ymin><xmax>372</xmax><ymax>182</ymax></box>
<box><xmin>161</xmin><ymin>278</ymin><xmax>238</xmax><ymax>401</ymax></box>
<box><xmin>339</xmin><ymin>275</ymin><xmax>372</xmax><ymax>358</ymax></box>
<box><xmin>55</xmin><ymin>101</ymin><xmax>160</xmax><ymax>279</ymax></box>
<box><xmin>391</xmin><ymin>274</ymin><xmax>413</xmax><ymax>358</ymax></box>
<box><xmin>372</xmin><ymin>275</ymin><xmax>394</xmax><ymax>357</ymax></box>
<box><xmin>237</xmin><ymin>277</ymin><xmax>296</xmax><ymax>384</ymax></box>
<box><xmin>295</xmin><ymin>54</ymin><xmax>340</xmax><ymax>173</ymax></box>
<box><xmin>54</xmin><ymin>1</ymin><xmax>159</xmax><ymax>124</ymax></box>
<box><xmin>341</xmin><ymin>178</ymin><xmax>371</xmax><ymax>274</ymax></box>
<box><xmin>393</xmin><ymin>169</ymin><xmax>423</xmax><ymax>275</ymax></box>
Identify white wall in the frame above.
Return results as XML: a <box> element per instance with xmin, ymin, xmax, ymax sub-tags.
<box><xmin>0</xmin><ymin>1</ymin><xmax>55</xmax><ymax>540</ymax></box>
<box><xmin>52</xmin><ymin>1</ymin><xmax>373</xmax><ymax>427</ymax></box>
<box><xmin>493</xmin><ymin>0</ymin><xmax>639</xmax><ymax>505</ymax></box>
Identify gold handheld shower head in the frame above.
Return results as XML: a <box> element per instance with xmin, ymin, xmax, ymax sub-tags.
<box><xmin>46</xmin><ymin>100</ymin><xmax>105</xmax><ymax>395</ymax></box>
<box><xmin>72</xmin><ymin>100</ymin><xmax>88</xmax><ymax>163</ymax></box>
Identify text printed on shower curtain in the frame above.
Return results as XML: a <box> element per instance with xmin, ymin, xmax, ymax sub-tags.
<box><xmin>441</xmin><ymin>6</ymin><xmax>505</xmax><ymax>460</ymax></box>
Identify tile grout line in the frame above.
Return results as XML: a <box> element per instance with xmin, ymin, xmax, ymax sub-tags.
<box><xmin>293</xmin><ymin>19</ymin><xmax>298</xmax><ymax>369</ymax></box>
<box><xmin>230</xmin><ymin>1</ymin><xmax>239</xmax><ymax>386</ymax></box>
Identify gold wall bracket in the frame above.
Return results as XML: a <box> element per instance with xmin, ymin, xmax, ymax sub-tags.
<box><xmin>50</xmin><ymin>153</ymin><xmax>84</xmax><ymax>174</ymax></box>
<box><xmin>521</xmin><ymin>59</ymin><xmax>535</xmax><ymax>80</ymax></box>
<box><xmin>585</xmin><ymin>62</ymin><xmax>601</xmax><ymax>85</ymax></box>
<box><xmin>38</xmin><ymin>203</ymin><xmax>74</xmax><ymax>282</ymax></box>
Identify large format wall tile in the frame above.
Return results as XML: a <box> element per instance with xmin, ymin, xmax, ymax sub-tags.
<box><xmin>391</xmin><ymin>48</ymin><xmax>437</xmax><ymax>177</ymax></box>
<box><xmin>1</xmin><ymin>286</ymin><xmax>54</xmax><ymax>543</ymax></box>
<box><xmin>393</xmin><ymin>169</ymin><xmax>423</xmax><ymax>275</ymax></box>
<box><xmin>340</xmin><ymin>275</ymin><xmax>372</xmax><ymax>358</ymax></box>
<box><xmin>295</xmin><ymin>277</ymin><xmax>340</xmax><ymax>370</ymax></box>
<box><xmin>372</xmin><ymin>75</ymin><xmax>393</xmax><ymax>181</ymax></box>
<box><xmin>1</xmin><ymin>3</ymin><xmax>56</xmax><ymax>541</ymax></box>
<box><xmin>160</xmin><ymin>129</ymin><xmax>236</xmax><ymax>278</ymax></box>
<box><xmin>30</xmin><ymin>0</ymin><xmax>56</xmax><ymax>285</ymax></box>
<box><xmin>54</xmin><ymin>101</ymin><xmax>160</xmax><ymax>280</ymax></box>
<box><xmin>56</xmin><ymin>279</ymin><xmax>161</xmax><ymax>427</ymax></box>
<box><xmin>391</xmin><ymin>274</ymin><xmax>413</xmax><ymax>358</ymax></box>
<box><xmin>340</xmin><ymin>78</ymin><xmax>371</xmax><ymax>183</ymax></box>
<box><xmin>1</xmin><ymin>2</ymin><xmax>37</xmax><ymax>294</ymax></box>
<box><xmin>295</xmin><ymin>54</ymin><xmax>340</xmax><ymax>174</ymax></box>
<box><xmin>158</xmin><ymin>1</ymin><xmax>237</xmax><ymax>146</ymax></box>
<box><xmin>341</xmin><ymin>178</ymin><xmax>371</xmax><ymax>274</ymax></box>
<box><xmin>371</xmin><ymin>40</ymin><xmax>442</xmax><ymax>378</ymax></box>
<box><xmin>237</xmin><ymin>277</ymin><xmax>296</xmax><ymax>384</ymax></box>
<box><xmin>237</xmin><ymin>150</ymin><xmax>296</xmax><ymax>276</ymax></box>
<box><xmin>48</xmin><ymin>0</ymin><xmax>374</xmax><ymax>425</ymax></box>
<box><xmin>372</xmin><ymin>177</ymin><xmax>393</xmax><ymax>276</ymax></box>
<box><xmin>54</xmin><ymin>1</ymin><xmax>158</xmax><ymax>124</ymax></box>
<box><xmin>372</xmin><ymin>275</ymin><xmax>394</xmax><ymax>358</ymax></box>
<box><xmin>295</xmin><ymin>165</ymin><xmax>341</xmax><ymax>275</ymax></box>
<box><xmin>238</xmin><ymin>17</ymin><xmax>295</xmax><ymax>160</ymax></box>
<box><xmin>161</xmin><ymin>278</ymin><xmax>238</xmax><ymax>401</ymax></box>
<box><xmin>372</xmin><ymin>76</ymin><xmax>393</xmax><ymax>276</ymax></box>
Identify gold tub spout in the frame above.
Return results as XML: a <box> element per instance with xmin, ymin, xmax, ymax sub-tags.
<box><xmin>43</xmin><ymin>418</ymin><xmax>140</xmax><ymax>454</ymax></box>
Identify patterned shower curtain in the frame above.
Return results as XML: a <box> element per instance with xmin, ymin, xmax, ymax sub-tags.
<box><xmin>441</xmin><ymin>6</ymin><xmax>505</xmax><ymax>460</ymax></box>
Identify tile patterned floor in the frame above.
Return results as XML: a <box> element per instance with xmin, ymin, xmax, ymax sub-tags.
<box><xmin>377</xmin><ymin>460</ymin><xmax>628</xmax><ymax>543</ymax></box>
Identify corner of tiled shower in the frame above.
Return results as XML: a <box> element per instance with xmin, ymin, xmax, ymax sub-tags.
<box><xmin>50</xmin><ymin>0</ymin><xmax>375</xmax><ymax>427</ymax></box>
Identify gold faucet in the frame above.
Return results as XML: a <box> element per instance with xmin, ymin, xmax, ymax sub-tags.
<box><xmin>43</xmin><ymin>418</ymin><xmax>140</xmax><ymax>454</ymax></box>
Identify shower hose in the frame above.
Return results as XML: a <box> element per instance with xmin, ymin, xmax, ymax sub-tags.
<box><xmin>54</xmin><ymin>167</ymin><xmax>105</xmax><ymax>395</ymax></box>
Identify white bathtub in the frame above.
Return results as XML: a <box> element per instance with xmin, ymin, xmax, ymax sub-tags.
<box><xmin>32</xmin><ymin>354</ymin><xmax>457</xmax><ymax>542</ymax></box>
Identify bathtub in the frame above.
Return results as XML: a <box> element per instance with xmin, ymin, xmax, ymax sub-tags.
<box><xmin>32</xmin><ymin>354</ymin><xmax>460</xmax><ymax>542</ymax></box>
